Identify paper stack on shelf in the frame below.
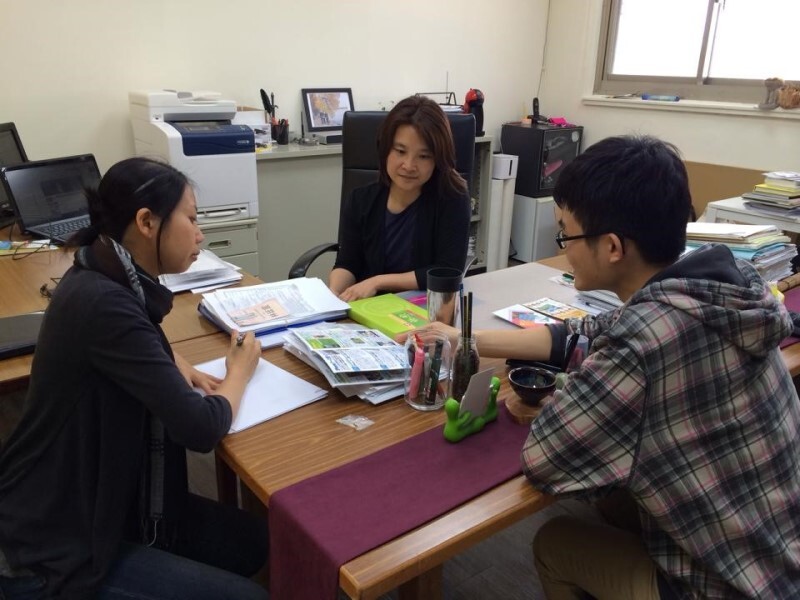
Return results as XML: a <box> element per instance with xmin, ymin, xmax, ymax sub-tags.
<box><xmin>742</xmin><ymin>171</ymin><xmax>800</xmax><ymax>219</ymax></box>
<box><xmin>159</xmin><ymin>249</ymin><xmax>243</xmax><ymax>293</ymax></box>
<box><xmin>686</xmin><ymin>222</ymin><xmax>797</xmax><ymax>281</ymax></box>
<box><xmin>198</xmin><ymin>277</ymin><xmax>349</xmax><ymax>347</ymax></box>
<box><xmin>283</xmin><ymin>324</ymin><xmax>408</xmax><ymax>404</ymax></box>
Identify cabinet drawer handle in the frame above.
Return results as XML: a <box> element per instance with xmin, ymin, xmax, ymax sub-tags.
<box><xmin>208</xmin><ymin>240</ymin><xmax>232</xmax><ymax>249</ymax></box>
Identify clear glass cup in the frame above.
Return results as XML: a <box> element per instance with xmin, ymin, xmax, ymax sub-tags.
<box><xmin>404</xmin><ymin>331</ymin><xmax>452</xmax><ymax>411</ymax></box>
<box><xmin>450</xmin><ymin>335</ymin><xmax>480</xmax><ymax>403</ymax></box>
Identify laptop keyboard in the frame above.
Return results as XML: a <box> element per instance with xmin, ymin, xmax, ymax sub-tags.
<box><xmin>47</xmin><ymin>216</ymin><xmax>90</xmax><ymax>238</ymax></box>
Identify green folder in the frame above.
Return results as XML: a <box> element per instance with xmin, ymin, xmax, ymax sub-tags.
<box><xmin>348</xmin><ymin>294</ymin><xmax>428</xmax><ymax>338</ymax></box>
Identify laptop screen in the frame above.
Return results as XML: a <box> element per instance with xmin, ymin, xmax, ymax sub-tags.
<box><xmin>1</xmin><ymin>154</ymin><xmax>99</xmax><ymax>230</ymax></box>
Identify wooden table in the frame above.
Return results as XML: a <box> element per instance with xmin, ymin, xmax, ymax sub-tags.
<box><xmin>171</xmin><ymin>260</ymin><xmax>586</xmax><ymax>599</ymax></box>
<box><xmin>173</xmin><ymin>333</ymin><xmax>553</xmax><ymax>600</ymax></box>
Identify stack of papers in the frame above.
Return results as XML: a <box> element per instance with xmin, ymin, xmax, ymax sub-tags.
<box><xmin>574</xmin><ymin>289</ymin><xmax>623</xmax><ymax>314</ymax></box>
<box><xmin>686</xmin><ymin>222</ymin><xmax>796</xmax><ymax>281</ymax></box>
<box><xmin>283</xmin><ymin>324</ymin><xmax>408</xmax><ymax>405</ymax></box>
<box><xmin>742</xmin><ymin>171</ymin><xmax>800</xmax><ymax>218</ymax></box>
<box><xmin>194</xmin><ymin>357</ymin><xmax>327</xmax><ymax>433</ymax></box>
<box><xmin>159</xmin><ymin>249</ymin><xmax>243</xmax><ymax>293</ymax></box>
<box><xmin>199</xmin><ymin>277</ymin><xmax>349</xmax><ymax>348</ymax></box>
<box><xmin>685</xmin><ymin>222</ymin><xmax>789</xmax><ymax>248</ymax></box>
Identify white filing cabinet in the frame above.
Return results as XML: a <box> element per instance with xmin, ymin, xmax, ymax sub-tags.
<box><xmin>200</xmin><ymin>218</ymin><xmax>259</xmax><ymax>276</ymax></box>
<box><xmin>510</xmin><ymin>195</ymin><xmax>559</xmax><ymax>262</ymax></box>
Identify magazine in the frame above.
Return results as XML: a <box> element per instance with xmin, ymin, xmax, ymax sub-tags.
<box><xmin>524</xmin><ymin>297</ymin><xmax>590</xmax><ymax>320</ymax></box>
<box><xmin>287</xmin><ymin>327</ymin><xmax>407</xmax><ymax>374</ymax></box>
<box><xmin>493</xmin><ymin>304</ymin><xmax>559</xmax><ymax>328</ymax></box>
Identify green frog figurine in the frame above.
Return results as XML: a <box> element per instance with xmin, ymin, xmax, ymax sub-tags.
<box><xmin>443</xmin><ymin>376</ymin><xmax>500</xmax><ymax>443</ymax></box>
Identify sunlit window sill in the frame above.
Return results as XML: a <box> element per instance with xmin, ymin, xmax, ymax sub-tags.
<box><xmin>582</xmin><ymin>95</ymin><xmax>800</xmax><ymax>121</ymax></box>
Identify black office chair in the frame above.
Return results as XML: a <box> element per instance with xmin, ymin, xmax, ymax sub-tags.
<box><xmin>287</xmin><ymin>110</ymin><xmax>476</xmax><ymax>279</ymax></box>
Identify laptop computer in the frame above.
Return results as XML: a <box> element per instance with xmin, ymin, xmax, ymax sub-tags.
<box><xmin>0</xmin><ymin>311</ymin><xmax>45</xmax><ymax>360</ymax></box>
<box><xmin>0</xmin><ymin>154</ymin><xmax>99</xmax><ymax>244</ymax></box>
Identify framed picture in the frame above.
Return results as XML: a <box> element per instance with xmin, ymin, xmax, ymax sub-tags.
<box><xmin>301</xmin><ymin>88</ymin><xmax>354</xmax><ymax>132</ymax></box>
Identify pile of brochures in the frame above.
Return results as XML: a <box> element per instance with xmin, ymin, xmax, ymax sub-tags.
<box><xmin>198</xmin><ymin>277</ymin><xmax>350</xmax><ymax>348</ymax></box>
<box><xmin>159</xmin><ymin>249</ymin><xmax>243</xmax><ymax>293</ymax></box>
<box><xmin>283</xmin><ymin>324</ymin><xmax>408</xmax><ymax>405</ymax></box>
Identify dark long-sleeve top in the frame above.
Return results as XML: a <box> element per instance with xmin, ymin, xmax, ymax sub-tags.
<box><xmin>0</xmin><ymin>261</ymin><xmax>232</xmax><ymax>598</ymax></box>
<box><xmin>333</xmin><ymin>181</ymin><xmax>471</xmax><ymax>290</ymax></box>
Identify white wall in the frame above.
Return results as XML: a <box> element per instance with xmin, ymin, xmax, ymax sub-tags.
<box><xmin>538</xmin><ymin>0</ymin><xmax>800</xmax><ymax>171</ymax></box>
<box><xmin>0</xmin><ymin>0</ymin><xmax>548</xmax><ymax>173</ymax></box>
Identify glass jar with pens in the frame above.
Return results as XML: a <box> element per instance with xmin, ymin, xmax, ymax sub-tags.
<box><xmin>404</xmin><ymin>331</ymin><xmax>452</xmax><ymax>411</ymax></box>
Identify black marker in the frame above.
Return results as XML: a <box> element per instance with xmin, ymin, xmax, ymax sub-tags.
<box><xmin>260</xmin><ymin>89</ymin><xmax>272</xmax><ymax>115</ymax></box>
<box><xmin>426</xmin><ymin>339</ymin><xmax>444</xmax><ymax>405</ymax></box>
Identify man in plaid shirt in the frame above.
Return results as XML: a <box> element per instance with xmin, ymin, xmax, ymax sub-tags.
<box><xmin>418</xmin><ymin>135</ymin><xmax>800</xmax><ymax>598</ymax></box>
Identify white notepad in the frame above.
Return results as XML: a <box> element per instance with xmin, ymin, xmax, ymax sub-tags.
<box><xmin>194</xmin><ymin>357</ymin><xmax>328</xmax><ymax>433</ymax></box>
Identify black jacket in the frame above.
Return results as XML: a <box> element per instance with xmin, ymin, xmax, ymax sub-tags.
<box><xmin>0</xmin><ymin>257</ymin><xmax>232</xmax><ymax>599</ymax></box>
<box><xmin>333</xmin><ymin>181</ymin><xmax>471</xmax><ymax>289</ymax></box>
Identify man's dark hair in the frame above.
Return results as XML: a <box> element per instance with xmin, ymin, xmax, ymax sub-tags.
<box><xmin>553</xmin><ymin>135</ymin><xmax>692</xmax><ymax>265</ymax></box>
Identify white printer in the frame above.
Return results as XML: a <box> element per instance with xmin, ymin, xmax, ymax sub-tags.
<box><xmin>129</xmin><ymin>90</ymin><xmax>258</xmax><ymax>223</ymax></box>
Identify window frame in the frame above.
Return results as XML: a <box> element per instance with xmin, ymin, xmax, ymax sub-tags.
<box><xmin>594</xmin><ymin>0</ymin><xmax>768</xmax><ymax>104</ymax></box>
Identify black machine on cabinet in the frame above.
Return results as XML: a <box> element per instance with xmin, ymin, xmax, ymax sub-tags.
<box><xmin>501</xmin><ymin>122</ymin><xmax>583</xmax><ymax>198</ymax></box>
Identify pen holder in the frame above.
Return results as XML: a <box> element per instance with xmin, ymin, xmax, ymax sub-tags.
<box><xmin>272</xmin><ymin>123</ymin><xmax>289</xmax><ymax>145</ymax></box>
<box><xmin>404</xmin><ymin>332</ymin><xmax>451</xmax><ymax>411</ymax></box>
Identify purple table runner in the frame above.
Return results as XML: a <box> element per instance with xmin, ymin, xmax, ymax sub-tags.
<box><xmin>269</xmin><ymin>405</ymin><xmax>529</xmax><ymax>600</ymax></box>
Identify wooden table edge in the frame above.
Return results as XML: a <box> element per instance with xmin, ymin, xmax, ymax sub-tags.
<box><xmin>338</xmin><ymin>475</ymin><xmax>554</xmax><ymax>600</ymax></box>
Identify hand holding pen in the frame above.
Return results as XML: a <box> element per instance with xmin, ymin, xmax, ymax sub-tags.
<box><xmin>226</xmin><ymin>331</ymin><xmax>260</xmax><ymax>378</ymax></box>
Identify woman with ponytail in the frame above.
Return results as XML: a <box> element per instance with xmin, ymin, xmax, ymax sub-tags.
<box><xmin>0</xmin><ymin>157</ymin><xmax>268</xmax><ymax>599</ymax></box>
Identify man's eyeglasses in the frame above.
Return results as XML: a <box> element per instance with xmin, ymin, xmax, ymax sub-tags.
<box><xmin>555</xmin><ymin>229</ymin><xmax>624</xmax><ymax>250</ymax></box>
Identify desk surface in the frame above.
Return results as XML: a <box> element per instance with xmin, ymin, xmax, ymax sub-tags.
<box><xmin>255</xmin><ymin>142</ymin><xmax>342</xmax><ymax>161</ymax></box>
<box><xmin>184</xmin><ymin>260</ymin><xmax>578</xmax><ymax>599</ymax></box>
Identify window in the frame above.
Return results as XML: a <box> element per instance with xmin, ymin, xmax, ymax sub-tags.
<box><xmin>596</xmin><ymin>0</ymin><xmax>800</xmax><ymax>103</ymax></box>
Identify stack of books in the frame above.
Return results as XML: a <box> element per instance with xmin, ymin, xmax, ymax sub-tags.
<box><xmin>686</xmin><ymin>222</ymin><xmax>797</xmax><ymax>282</ymax></box>
<box><xmin>742</xmin><ymin>171</ymin><xmax>800</xmax><ymax>219</ymax></box>
<box><xmin>283</xmin><ymin>324</ymin><xmax>408</xmax><ymax>404</ymax></box>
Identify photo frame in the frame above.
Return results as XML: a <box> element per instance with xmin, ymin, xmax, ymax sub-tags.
<box><xmin>301</xmin><ymin>88</ymin><xmax>354</xmax><ymax>132</ymax></box>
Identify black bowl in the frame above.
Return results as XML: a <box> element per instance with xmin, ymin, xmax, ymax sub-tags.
<box><xmin>508</xmin><ymin>366</ymin><xmax>557</xmax><ymax>406</ymax></box>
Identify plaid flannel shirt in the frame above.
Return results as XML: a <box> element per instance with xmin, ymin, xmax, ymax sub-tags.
<box><xmin>523</xmin><ymin>246</ymin><xmax>800</xmax><ymax>598</ymax></box>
